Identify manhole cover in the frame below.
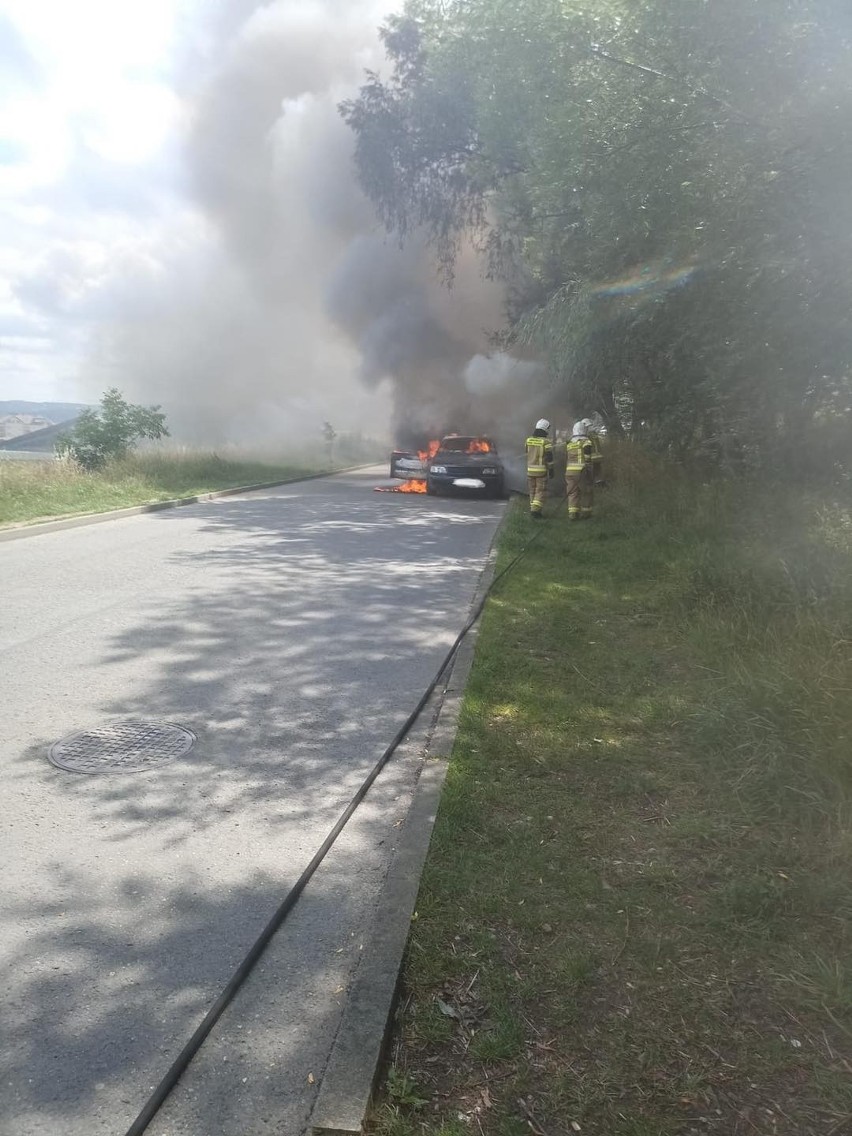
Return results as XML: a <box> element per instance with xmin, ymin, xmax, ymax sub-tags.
<box><xmin>48</xmin><ymin>720</ymin><xmax>196</xmax><ymax>775</ymax></box>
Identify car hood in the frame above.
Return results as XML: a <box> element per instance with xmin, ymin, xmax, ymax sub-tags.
<box><xmin>434</xmin><ymin>451</ymin><xmax>501</xmax><ymax>465</ymax></box>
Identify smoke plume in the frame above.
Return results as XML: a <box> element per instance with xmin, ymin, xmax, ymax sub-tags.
<box><xmin>83</xmin><ymin>0</ymin><xmax>548</xmax><ymax>452</ymax></box>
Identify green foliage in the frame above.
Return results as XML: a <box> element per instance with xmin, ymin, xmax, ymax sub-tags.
<box><xmin>343</xmin><ymin>0</ymin><xmax>852</xmax><ymax>472</ymax></box>
<box><xmin>370</xmin><ymin>449</ymin><xmax>852</xmax><ymax>1133</ymax></box>
<box><xmin>56</xmin><ymin>388</ymin><xmax>169</xmax><ymax>471</ymax></box>
<box><xmin>385</xmin><ymin>1067</ymin><xmax>428</xmax><ymax>1110</ymax></box>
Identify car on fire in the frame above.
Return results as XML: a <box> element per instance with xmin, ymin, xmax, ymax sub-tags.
<box><xmin>389</xmin><ymin>435</ymin><xmax>507</xmax><ymax>498</ymax></box>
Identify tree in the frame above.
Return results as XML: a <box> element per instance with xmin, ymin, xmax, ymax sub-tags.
<box><xmin>322</xmin><ymin>420</ymin><xmax>338</xmax><ymax>464</ymax></box>
<box><xmin>342</xmin><ymin>0</ymin><xmax>852</xmax><ymax>474</ymax></box>
<box><xmin>56</xmin><ymin>389</ymin><xmax>169</xmax><ymax>471</ymax></box>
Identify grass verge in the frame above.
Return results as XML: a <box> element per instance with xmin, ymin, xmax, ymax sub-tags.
<box><xmin>0</xmin><ymin>451</ymin><xmax>332</xmax><ymax>526</ymax></box>
<box><xmin>371</xmin><ymin>445</ymin><xmax>852</xmax><ymax>1136</ymax></box>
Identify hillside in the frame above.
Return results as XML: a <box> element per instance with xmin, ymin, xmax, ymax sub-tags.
<box><xmin>0</xmin><ymin>420</ymin><xmax>81</xmax><ymax>452</ymax></box>
<box><xmin>0</xmin><ymin>401</ymin><xmax>89</xmax><ymax>422</ymax></box>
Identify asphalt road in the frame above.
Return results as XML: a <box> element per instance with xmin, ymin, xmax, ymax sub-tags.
<box><xmin>0</xmin><ymin>468</ymin><xmax>506</xmax><ymax>1136</ymax></box>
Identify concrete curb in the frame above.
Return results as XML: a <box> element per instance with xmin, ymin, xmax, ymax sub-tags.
<box><xmin>308</xmin><ymin>539</ymin><xmax>502</xmax><ymax>1136</ymax></box>
<box><xmin>0</xmin><ymin>465</ymin><xmax>375</xmax><ymax>543</ymax></box>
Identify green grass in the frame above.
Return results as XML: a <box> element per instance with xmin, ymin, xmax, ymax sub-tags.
<box><xmin>0</xmin><ymin>450</ymin><xmax>330</xmax><ymax>526</ymax></box>
<box><xmin>370</xmin><ymin>444</ymin><xmax>852</xmax><ymax>1136</ymax></box>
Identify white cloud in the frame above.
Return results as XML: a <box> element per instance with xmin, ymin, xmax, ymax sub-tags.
<box><xmin>0</xmin><ymin>0</ymin><xmax>185</xmax><ymax>399</ymax></box>
<box><xmin>0</xmin><ymin>94</ymin><xmax>70</xmax><ymax>193</ymax></box>
<box><xmin>78</xmin><ymin>82</ymin><xmax>182</xmax><ymax>167</ymax></box>
<box><xmin>2</xmin><ymin>0</ymin><xmax>177</xmax><ymax>81</ymax></box>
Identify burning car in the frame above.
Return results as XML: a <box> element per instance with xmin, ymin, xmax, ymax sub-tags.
<box><xmin>387</xmin><ymin>435</ymin><xmax>506</xmax><ymax>497</ymax></box>
<box><xmin>388</xmin><ymin>441</ymin><xmax>439</xmax><ymax>484</ymax></box>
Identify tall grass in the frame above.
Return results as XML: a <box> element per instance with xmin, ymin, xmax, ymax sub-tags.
<box><xmin>606</xmin><ymin>440</ymin><xmax>852</xmax><ymax>832</ymax></box>
<box><xmin>372</xmin><ymin>442</ymin><xmax>852</xmax><ymax>1136</ymax></box>
<box><xmin>0</xmin><ymin>450</ymin><xmax>325</xmax><ymax>526</ymax></box>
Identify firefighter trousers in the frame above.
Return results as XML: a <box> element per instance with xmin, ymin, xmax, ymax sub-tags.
<box><xmin>527</xmin><ymin>475</ymin><xmax>548</xmax><ymax>514</ymax></box>
<box><xmin>565</xmin><ymin>469</ymin><xmax>593</xmax><ymax>518</ymax></box>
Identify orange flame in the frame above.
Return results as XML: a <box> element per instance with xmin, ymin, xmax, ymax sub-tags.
<box><xmin>467</xmin><ymin>439</ymin><xmax>491</xmax><ymax>453</ymax></box>
<box><xmin>374</xmin><ymin>439</ymin><xmax>442</xmax><ymax>493</ymax></box>
<box><xmin>374</xmin><ymin>480</ymin><xmax>428</xmax><ymax>494</ymax></box>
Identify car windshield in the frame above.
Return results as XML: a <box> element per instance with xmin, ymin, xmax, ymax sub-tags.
<box><xmin>439</xmin><ymin>437</ymin><xmax>495</xmax><ymax>454</ymax></box>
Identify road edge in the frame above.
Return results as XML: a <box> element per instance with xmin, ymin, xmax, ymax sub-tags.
<box><xmin>0</xmin><ymin>465</ymin><xmax>375</xmax><ymax>543</ymax></box>
<box><xmin>308</xmin><ymin>533</ymin><xmax>503</xmax><ymax>1136</ymax></box>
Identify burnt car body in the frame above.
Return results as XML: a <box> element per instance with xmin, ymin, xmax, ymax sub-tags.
<box><xmin>427</xmin><ymin>436</ymin><xmax>506</xmax><ymax>498</ymax></box>
<box><xmin>389</xmin><ymin>435</ymin><xmax>507</xmax><ymax>497</ymax></box>
<box><xmin>389</xmin><ymin>449</ymin><xmax>428</xmax><ymax>481</ymax></box>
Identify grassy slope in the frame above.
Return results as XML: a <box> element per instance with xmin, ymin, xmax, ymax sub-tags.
<box><xmin>0</xmin><ymin>452</ymin><xmax>325</xmax><ymax>526</ymax></box>
<box><xmin>374</xmin><ymin>446</ymin><xmax>852</xmax><ymax>1136</ymax></box>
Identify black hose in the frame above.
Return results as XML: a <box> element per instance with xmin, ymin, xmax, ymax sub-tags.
<box><xmin>124</xmin><ymin>513</ymin><xmax>545</xmax><ymax>1136</ymax></box>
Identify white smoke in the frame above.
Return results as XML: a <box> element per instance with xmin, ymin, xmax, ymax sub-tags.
<box><xmin>80</xmin><ymin>0</ymin><xmax>549</xmax><ymax>451</ymax></box>
<box><xmin>463</xmin><ymin>354</ymin><xmax>542</xmax><ymax>397</ymax></box>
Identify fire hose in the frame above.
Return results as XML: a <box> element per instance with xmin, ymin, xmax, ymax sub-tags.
<box><xmin>124</xmin><ymin>509</ymin><xmax>553</xmax><ymax>1136</ymax></box>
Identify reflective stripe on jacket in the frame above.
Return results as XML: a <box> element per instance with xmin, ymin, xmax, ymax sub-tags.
<box><xmin>589</xmin><ymin>432</ymin><xmax>603</xmax><ymax>464</ymax></box>
<box><xmin>566</xmin><ymin>435</ymin><xmax>593</xmax><ymax>473</ymax></box>
<box><xmin>526</xmin><ymin>436</ymin><xmax>553</xmax><ymax>476</ymax></box>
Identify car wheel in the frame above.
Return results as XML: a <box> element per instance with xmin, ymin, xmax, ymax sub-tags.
<box><xmin>427</xmin><ymin>480</ymin><xmax>439</xmax><ymax>496</ymax></box>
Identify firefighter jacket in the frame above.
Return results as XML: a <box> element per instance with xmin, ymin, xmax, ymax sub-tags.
<box><xmin>526</xmin><ymin>434</ymin><xmax>553</xmax><ymax>476</ymax></box>
<box><xmin>589</xmin><ymin>432</ymin><xmax>603</xmax><ymax>465</ymax></box>
<box><xmin>566</xmin><ymin>434</ymin><xmax>593</xmax><ymax>473</ymax></box>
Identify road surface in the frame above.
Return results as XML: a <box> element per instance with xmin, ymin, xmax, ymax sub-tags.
<box><xmin>0</xmin><ymin>468</ymin><xmax>505</xmax><ymax>1136</ymax></box>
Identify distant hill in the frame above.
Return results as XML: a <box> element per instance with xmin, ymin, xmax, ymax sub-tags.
<box><xmin>0</xmin><ymin>400</ymin><xmax>90</xmax><ymax>422</ymax></box>
<box><xmin>0</xmin><ymin>417</ymin><xmax>83</xmax><ymax>452</ymax></box>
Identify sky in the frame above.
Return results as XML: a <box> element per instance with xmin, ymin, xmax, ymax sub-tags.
<box><xmin>0</xmin><ymin>0</ymin><xmax>548</xmax><ymax>448</ymax></box>
<box><xmin>0</xmin><ymin>0</ymin><xmax>185</xmax><ymax>403</ymax></box>
<box><xmin>0</xmin><ymin>0</ymin><xmax>399</xmax><ymax>446</ymax></box>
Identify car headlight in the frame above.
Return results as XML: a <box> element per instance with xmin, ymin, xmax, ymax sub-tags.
<box><xmin>482</xmin><ymin>467</ymin><xmax>498</xmax><ymax>475</ymax></box>
<box><xmin>430</xmin><ymin>465</ymin><xmax>447</xmax><ymax>474</ymax></box>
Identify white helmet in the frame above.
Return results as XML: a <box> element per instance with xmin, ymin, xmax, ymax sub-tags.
<box><xmin>582</xmin><ymin>418</ymin><xmax>593</xmax><ymax>432</ymax></box>
<box><xmin>572</xmin><ymin>421</ymin><xmax>587</xmax><ymax>436</ymax></box>
<box><xmin>535</xmin><ymin>418</ymin><xmax>550</xmax><ymax>431</ymax></box>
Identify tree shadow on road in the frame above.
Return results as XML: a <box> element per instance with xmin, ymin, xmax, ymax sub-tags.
<box><xmin>12</xmin><ymin>482</ymin><xmax>501</xmax><ymax>841</ymax></box>
<box><xmin>0</xmin><ymin>762</ymin><xmax>413</xmax><ymax>1136</ymax></box>
<box><xmin>3</xmin><ymin>476</ymin><xmax>497</xmax><ymax>1134</ymax></box>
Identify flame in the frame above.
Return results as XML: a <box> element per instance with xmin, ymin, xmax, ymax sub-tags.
<box><xmin>374</xmin><ymin>480</ymin><xmax>428</xmax><ymax>494</ymax></box>
<box><xmin>467</xmin><ymin>439</ymin><xmax>491</xmax><ymax>453</ymax></box>
<box><xmin>373</xmin><ymin>439</ymin><xmax>444</xmax><ymax>493</ymax></box>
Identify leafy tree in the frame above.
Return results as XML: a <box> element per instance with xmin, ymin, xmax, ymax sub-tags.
<box><xmin>56</xmin><ymin>389</ymin><xmax>169</xmax><ymax>471</ymax></box>
<box><xmin>342</xmin><ymin>0</ymin><xmax>852</xmax><ymax>474</ymax></box>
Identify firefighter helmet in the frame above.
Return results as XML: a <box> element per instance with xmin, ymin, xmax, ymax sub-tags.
<box><xmin>535</xmin><ymin>418</ymin><xmax>550</xmax><ymax>431</ymax></box>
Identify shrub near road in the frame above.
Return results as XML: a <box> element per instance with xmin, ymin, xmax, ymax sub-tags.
<box><xmin>374</xmin><ymin>448</ymin><xmax>852</xmax><ymax>1136</ymax></box>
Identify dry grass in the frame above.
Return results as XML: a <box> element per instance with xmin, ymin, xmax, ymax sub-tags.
<box><xmin>0</xmin><ymin>451</ymin><xmax>321</xmax><ymax>526</ymax></box>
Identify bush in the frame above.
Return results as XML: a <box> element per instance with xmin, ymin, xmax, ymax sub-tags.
<box><xmin>56</xmin><ymin>388</ymin><xmax>168</xmax><ymax>471</ymax></box>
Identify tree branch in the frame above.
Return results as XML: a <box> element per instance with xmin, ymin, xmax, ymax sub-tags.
<box><xmin>587</xmin><ymin>44</ymin><xmax>752</xmax><ymax>125</ymax></box>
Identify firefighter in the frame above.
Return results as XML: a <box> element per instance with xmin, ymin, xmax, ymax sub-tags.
<box><xmin>566</xmin><ymin>420</ymin><xmax>594</xmax><ymax>520</ymax></box>
<box><xmin>583</xmin><ymin>418</ymin><xmax>605</xmax><ymax>485</ymax></box>
<box><xmin>525</xmin><ymin>418</ymin><xmax>554</xmax><ymax>518</ymax></box>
